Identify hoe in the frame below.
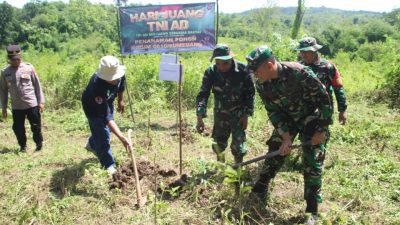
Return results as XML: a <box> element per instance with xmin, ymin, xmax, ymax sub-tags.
<box><xmin>231</xmin><ymin>142</ymin><xmax>311</xmax><ymax>169</ymax></box>
<box><xmin>127</xmin><ymin>129</ymin><xmax>147</xmax><ymax>208</ymax></box>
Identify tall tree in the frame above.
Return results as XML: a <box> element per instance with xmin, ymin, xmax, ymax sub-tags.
<box><xmin>0</xmin><ymin>2</ymin><xmax>16</xmax><ymax>46</ymax></box>
<box><xmin>291</xmin><ymin>0</ymin><xmax>305</xmax><ymax>39</ymax></box>
<box><xmin>251</xmin><ymin>0</ymin><xmax>279</xmax><ymax>41</ymax></box>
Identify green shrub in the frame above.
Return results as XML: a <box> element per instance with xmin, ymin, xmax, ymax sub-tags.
<box><xmin>384</xmin><ymin>56</ymin><xmax>400</xmax><ymax>108</ymax></box>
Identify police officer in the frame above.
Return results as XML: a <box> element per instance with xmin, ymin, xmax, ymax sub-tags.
<box><xmin>294</xmin><ymin>37</ymin><xmax>347</xmax><ymax>125</ymax></box>
<box><xmin>0</xmin><ymin>45</ymin><xmax>45</xmax><ymax>152</ymax></box>
<box><xmin>196</xmin><ymin>44</ymin><xmax>255</xmax><ymax>163</ymax></box>
<box><xmin>81</xmin><ymin>56</ymin><xmax>130</xmax><ymax>175</ymax></box>
<box><xmin>246</xmin><ymin>46</ymin><xmax>332</xmax><ymax>224</ymax></box>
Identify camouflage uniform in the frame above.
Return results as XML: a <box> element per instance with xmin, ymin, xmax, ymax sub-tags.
<box><xmin>295</xmin><ymin>37</ymin><xmax>347</xmax><ymax>115</ymax></box>
<box><xmin>296</xmin><ymin>38</ymin><xmax>348</xmax><ymax>155</ymax></box>
<box><xmin>256</xmin><ymin>62</ymin><xmax>332</xmax><ymax>205</ymax></box>
<box><xmin>301</xmin><ymin>57</ymin><xmax>346</xmax><ymax>113</ymax></box>
<box><xmin>196</xmin><ymin>59</ymin><xmax>255</xmax><ymax>162</ymax></box>
<box><xmin>246</xmin><ymin>46</ymin><xmax>332</xmax><ymax>215</ymax></box>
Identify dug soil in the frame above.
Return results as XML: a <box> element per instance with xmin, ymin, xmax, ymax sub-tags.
<box><xmin>109</xmin><ymin>160</ymin><xmax>189</xmax><ymax>198</ymax></box>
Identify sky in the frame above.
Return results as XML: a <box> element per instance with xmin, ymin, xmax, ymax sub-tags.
<box><xmin>5</xmin><ymin>0</ymin><xmax>400</xmax><ymax>13</ymax></box>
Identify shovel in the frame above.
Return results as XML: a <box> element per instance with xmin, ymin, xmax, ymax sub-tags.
<box><xmin>231</xmin><ymin>142</ymin><xmax>311</xmax><ymax>169</ymax></box>
<box><xmin>127</xmin><ymin>129</ymin><xmax>147</xmax><ymax>208</ymax></box>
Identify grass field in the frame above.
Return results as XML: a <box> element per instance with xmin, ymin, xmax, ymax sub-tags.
<box><xmin>1</xmin><ymin>95</ymin><xmax>399</xmax><ymax>224</ymax></box>
<box><xmin>1</xmin><ymin>37</ymin><xmax>399</xmax><ymax>225</ymax></box>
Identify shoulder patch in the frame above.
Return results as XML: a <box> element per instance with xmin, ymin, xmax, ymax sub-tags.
<box><xmin>333</xmin><ymin>76</ymin><xmax>343</xmax><ymax>87</ymax></box>
<box><xmin>330</xmin><ymin>63</ymin><xmax>343</xmax><ymax>87</ymax></box>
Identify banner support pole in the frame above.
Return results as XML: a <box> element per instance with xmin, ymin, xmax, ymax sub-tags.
<box><xmin>216</xmin><ymin>0</ymin><xmax>219</xmax><ymax>44</ymax></box>
<box><xmin>178</xmin><ymin>57</ymin><xmax>183</xmax><ymax>175</ymax></box>
<box><xmin>116</xmin><ymin>2</ymin><xmax>135</xmax><ymax>124</ymax></box>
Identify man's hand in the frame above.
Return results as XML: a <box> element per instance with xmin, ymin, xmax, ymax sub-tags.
<box><xmin>117</xmin><ymin>101</ymin><xmax>125</xmax><ymax>114</ymax></box>
<box><xmin>196</xmin><ymin>116</ymin><xmax>205</xmax><ymax>133</ymax></box>
<box><xmin>339</xmin><ymin>111</ymin><xmax>347</xmax><ymax>125</ymax></box>
<box><xmin>279</xmin><ymin>132</ymin><xmax>292</xmax><ymax>156</ymax></box>
<box><xmin>39</xmin><ymin>104</ymin><xmax>44</xmax><ymax>113</ymax></box>
<box><xmin>239</xmin><ymin>115</ymin><xmax>248</xmax><ymax>130</ymax></box>
<box><xmin>108</xmin><ymin>119</ymin><xmax>130</xmax><ymax>148</ymax></box>
<box><xmin>279</xmin><ymin>140</ymin><xmax>293</xmax><ymax>156</ymax></box>
<box><xmin>311</xmin><ymin>131</ymin><xmax>326</xmax><ymax>145</ymax></box>
<box><xmin>119</xmin><ymin>136</ymin><xmax>131</xmax><ymax>149</ymax></box>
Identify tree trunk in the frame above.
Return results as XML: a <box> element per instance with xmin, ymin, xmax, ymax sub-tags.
<box><xmin>291</xmin><ymin>0</ymin><xmax>306</xmax><ymax>39</ymax></box>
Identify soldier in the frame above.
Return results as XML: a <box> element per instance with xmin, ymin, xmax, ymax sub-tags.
<box><xmin>81</xmin><ymin>56</ymin><xmax>130</xmax><ymax>175</ymax></box>
<box><xmin>0</xmin><ymin>45</ymin><xmax>45</xmax><ymax>152</ymax></box>
<box><xmin>294</xmin><ymin>37</ymin><xmax>347</xmax><ymax>125</ymax></box>
<box><xmin>196</xmin><ymin>44</ymin><xmax>255</xmax><ymax>164</ymax></box>
<box><xmin>246</xmin><ymin>46</ymin><xmax>332</xmax><ymax>224</ymax></box>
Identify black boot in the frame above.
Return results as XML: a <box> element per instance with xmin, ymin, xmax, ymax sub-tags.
<box><xmin>233</xmin><ymin>154</ymin><xmax>243</xmax><ymax>164</ymax></box>
<box><xmin>35</xmin><ymin>143</ymin><xmax>43</xmax><ymax>151</ymax></box>
<box><xmin>306</xmin><ymin>198</ymin><xmax>318</xmax><ymax>215</ymax></box>
<box><xmin>305</xmin><ymin>198</ymin><xmax>318</xmax><ymax>225</ymax></box>
<box><xmin>251</xmin><ymin>175</ymin><xmax>270</xmax><ymax>201</ymax></box>
<box><xmin>20</xmin><ymin>145</ymin><xmax>27</xmax><ymax>152</ymax></box>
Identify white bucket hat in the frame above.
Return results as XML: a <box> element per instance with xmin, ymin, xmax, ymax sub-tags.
<box><xmin>97</xmin><ymin>56</ymin><xmax>126</xmax><ymax>81</ymax></box>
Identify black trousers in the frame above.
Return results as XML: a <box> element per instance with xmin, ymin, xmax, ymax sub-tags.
<box><xmin>12</xmin><ymin>106</ymin><xmax>43</xmax><ymax>148</ymax></box>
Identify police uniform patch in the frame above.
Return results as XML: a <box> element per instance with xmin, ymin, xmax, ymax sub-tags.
<box><xmin>95</xmin><ymin>96</ymin><xmax>103</xmax><ymax>104</ymax></box>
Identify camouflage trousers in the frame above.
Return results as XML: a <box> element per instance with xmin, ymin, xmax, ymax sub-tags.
<box><xmin>260</xmin><ymin>118</ymin><xmax>329</xmax><ymax>204</ymax></box>
<box><xmin>211</xmin><ymin>110</ymin><xmax>247</xmax><ymax>160</ymax></box>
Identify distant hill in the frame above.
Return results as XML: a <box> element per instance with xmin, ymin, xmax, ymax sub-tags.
<box><xmin>280</xmin><ymin>6</ymin><xmax>382</xmax><ymax>16</ymax></box>
<box><xmin>239</xmin><ymin>6</ymin><xmax>382</xmax><ymax>17</ymax></box>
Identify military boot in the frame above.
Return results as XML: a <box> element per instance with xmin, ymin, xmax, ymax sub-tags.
<box><xmin>35</xmin><ymin>143</ymin><xmax>43</xmax><ymax>151</ymax></box>
<box><xmin>251</xmin><ymin>174</ymin><xmax>270</xmax><ymax>202</ymax></box>
<box><xmin>233</xmin><ymin>154</ymin><xmax>244</xmax><ymax>164</ymax></box>
<box><xmin>305</xmin><ymin>198</ymin><xmax>318</xmax><ymax>220</ymax></box>
<box><xmin>306</xmin><ymin>197</ymin><xmax>318</xmax><ymax>211</ymax></box>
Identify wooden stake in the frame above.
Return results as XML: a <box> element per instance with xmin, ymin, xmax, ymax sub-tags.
<box><xmin>178</xmin><ymin>60</ymin><xmax>183</xmax><ymax>175</ymax></box>
<box><xmin>127</xmin><ymin>129</ymin><xmax>146</xmax><ymax>208</ymax></box>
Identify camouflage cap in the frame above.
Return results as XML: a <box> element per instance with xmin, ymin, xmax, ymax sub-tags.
<box><xmin>246</xmin><ymin>45</ymin><xmax>273</xmax><ymax>73</ymax></box>
<box><xmin>294</xmin><ymin>37</ymin><xmax>323</xmax><ymax>52</ymax></box>
<box><xmin>6</xmin><ymin>45</ymin><xmax>22</xmax><ymax>60</ymax></box>
<box><xmin>209</xmin><ymin>44</ymin><xmax>234</xmax><ymax>62</ymax></box>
